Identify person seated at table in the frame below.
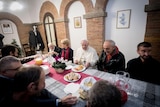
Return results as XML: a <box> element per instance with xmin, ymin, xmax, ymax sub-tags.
<box><xmin>1</xmin><ymin>44</ymin><xmax>35</xmax><ymax>64</ymax></box>
<box><xmin>60</xmin><ymin>38</ymin><xmax>73</xmax><ymax>62</ymax></box>
<box><xmin>74</xmin><ymin>39</ymin><xmax>99</xmax><ymax>68</ymax></box>
<box><xmin>87</xmin><ymin>80</ymin><xmax>122</xmax><ymax>107</ymax></box>
<box><xmin>96</xmin><ymin>40</ymin><xmax>125</xmax><ymax>74</ymax></box>
<box><xmin>0</xmin><ymin>56</ymin><xmax>22</xmax><ymax>102</ymax></box>
<box><xmin>126</xmin><ymin>42</ymin><xmax>160</xmax><ymax>85</ymax></box>
<box><xmin>47</xmin><ymin>42</ymin><xmax>62</xmax><ymax>58</ymax></box>
<box><xmin>1</xmin><ymin>65</ymin><xmax>78</xmax><ymax>107</ymax></box>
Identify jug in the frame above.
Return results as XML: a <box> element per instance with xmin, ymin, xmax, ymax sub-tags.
<box><xmin>115</xmin><ymin>71</ymin><xmax>130</xmax><ymax>91</ymax></box>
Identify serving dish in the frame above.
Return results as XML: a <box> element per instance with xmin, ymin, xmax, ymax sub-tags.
<box><xmin>71</xmin><ymin>65</ymin><xmax>86</xmax><ymax>72</ymax></box>
<box><xmin>64</xmin><ymin>72</ymin><xmax>81</xmax><ymax>82</ymax></box>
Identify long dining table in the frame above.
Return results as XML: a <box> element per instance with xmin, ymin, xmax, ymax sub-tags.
<box><xmin>27</xmin><ymin>60</ymin><xmax>160</xmax><ymax>107</ymax></box>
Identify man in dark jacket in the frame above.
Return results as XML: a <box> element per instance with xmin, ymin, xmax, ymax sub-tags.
<box><xmin>126</xmin><ymin>42</ymin><xmax>160</xmax><ymax>85</ymax></box>
<box><xmin>48</xmin><ymin>42</ymin><xmax>62</xmax><ymax>58</ymax></box>
<box><xmin>1</xmin><ymin>65</ymin><xmax>77</xmax><ymax>107</ymax></box>
<box><xmin>0</xmin><ymin>56</ymin><xmax>22</xmax><ymax>102</ymax></box>
<box><xmin>1</xmin><ymin>44</ymin><xmax>34</xmax><ymax>64</ymax></box>
<box><xmin>96</xmin><ymin>40</ymin><xmax>125</xmax><ymax>74</ymax></box>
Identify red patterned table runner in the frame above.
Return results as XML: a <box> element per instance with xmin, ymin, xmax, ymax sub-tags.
<box><xmin>27</xmin><ymin>60</ymin><xmax>100</xmax><ymax>85</ymax></box>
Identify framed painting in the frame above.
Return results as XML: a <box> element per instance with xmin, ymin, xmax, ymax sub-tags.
<box><xmin>1</xmin><ymin>23</ymin><xmax>13</xmax><ymax>34</ymax></box>
<box><xmin>116</xmin><ymin>9</ymin><xmax>131</xmax><ymax>29</ymax></box>
<box><xmin>74</xmin><ymin>17</ymin><xmax>82</xmax><ymax>28</ymax></box>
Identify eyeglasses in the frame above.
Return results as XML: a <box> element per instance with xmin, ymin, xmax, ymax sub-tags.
<box><xmin>4</xmin><ymin>66</ymin><xmax>22</xmax><ymax>72</ymax></box>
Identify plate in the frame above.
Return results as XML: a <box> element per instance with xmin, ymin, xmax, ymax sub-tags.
<box><xmin>40</xmin><ymin>65</ymin><xmax>50</xmax><ymax>75</ymax></box>
<box><xmin>65</xmin><ymin>65</ymin><xmax>73</xmax><ymax>70</ymax></box>
<box><xmin>71</xmin><ymin>65</ymin><xmax>86</xmax><ymax>72</ymax></box>
<box><xmin>63</xmin><ymin>83</ymin><xmax>80</xmax><ymax>97</ymax></box>
<box><xmin>64</xmin><ymin>72</ymin><xmax>81</xmax><ymax>82</ymax></box>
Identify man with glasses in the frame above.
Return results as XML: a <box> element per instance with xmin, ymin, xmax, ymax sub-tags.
<box><xmin>0</xmin><ymin>56</ymin><xmax>22</xmax><ymax>102</ymax></box>
<box><xmin>96</xmin><ymin>40</ymin><xmax>125</xmax><ymax>74</ymax></box>
<box><xmin>1</xmin><ymin>65</ymin><xmax>78</xmax><ymax>107</ymax></box>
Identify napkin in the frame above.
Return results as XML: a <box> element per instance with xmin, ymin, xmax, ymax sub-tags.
<box><xmin>80</xmin><ymin>77</ymin><xmax>96</xmax><ymax>91</ymax></box>
<box><xmin>40</xmin><ymin>65</ymin><xmax>50</xmax><ymax>75</ymax></box>
<box><xmin>63</xmin><ymin>83</ymin><xmax>80</xmax><ymax>97</ymax></box>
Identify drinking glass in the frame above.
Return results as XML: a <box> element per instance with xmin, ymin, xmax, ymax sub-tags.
<box><xmin>80</xmin><ymin>57</ymin><xmax>86</xmax><ymax>66</ymax></box>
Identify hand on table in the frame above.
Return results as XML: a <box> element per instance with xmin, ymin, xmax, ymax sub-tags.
<box><xmin>61</xmin><ymin>93</ymin><xmax>78</xmax><ymax>106</ymax></box>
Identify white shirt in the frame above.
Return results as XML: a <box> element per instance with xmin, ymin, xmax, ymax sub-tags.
<box><xmin>74</xmin><ymin>46</ymin><xmax>99</xmax><ymax>67</ymax></box>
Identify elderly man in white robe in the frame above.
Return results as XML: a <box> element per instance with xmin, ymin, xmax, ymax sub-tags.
<box><xmin>74</xmin><ymin>39</ymin><xmax>99</xmax><ymax>68</ymax></box>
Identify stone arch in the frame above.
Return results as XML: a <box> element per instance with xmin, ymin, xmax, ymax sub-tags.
<box><xmin>59</xmin><ymin>0</ymin><xmax>93</xmax><ymax>18</ymax></box>
<box><xmin>0</xmin><ymin>12</ymin><xmax>26</xmax><ymax>44</ymax></box>
<box><xmin>56</xmin><ymin>0</ymin><xmax>93</xmax><ymax>46</ymax></box>
<box><xmin>39</xmin><ymin>1</ymin><xmax>59</xmax><ymax>22</ymax></box>
<box><xmin>95</xmin><ymin>0</ymin><xmax>108</xmax><ymax>11</ymax></box>
<box><xmin>39</xmin><ymin>1</ymin><xmax>59</xmax><ymax>53</ymax></box>
<box><xmin>58</xmin><ymin>0</ymin><xmax>109</xmax><ymax>55</ymax></box>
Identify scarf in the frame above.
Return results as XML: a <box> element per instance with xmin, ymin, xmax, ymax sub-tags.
<box><xmin>61</xmin><ymin>47</ymin><xmax>69</xmax><ymax>60</ymax></box>
<box><xmin>106</xmin><ymin>46</ymin><xmax>119</xmax><ymax>62</ymax></box>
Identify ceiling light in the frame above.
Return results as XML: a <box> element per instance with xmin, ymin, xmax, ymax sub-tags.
<box><xmin>0</xmin><ymin>1</ymin><xmax>3</xmax><ymax>10</ymax></box>
<box><xmin>9</xmin><ymin>1</ymin><xmax>23</xmax><ymax>11</ymax></box>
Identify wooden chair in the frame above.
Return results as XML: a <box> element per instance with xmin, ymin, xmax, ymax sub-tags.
<box><xmin>22</xmin><ymin>43</ymin><xmax>35</xmax><ymax>56</ymax></box>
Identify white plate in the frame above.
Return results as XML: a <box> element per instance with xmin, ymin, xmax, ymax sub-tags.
<box><xmin>40</xmin><ymin>65</ymin><xmax>50</xmax><ymax>75</ymax></box>
<box><xmin>64</xmin><ymin>83</ymin><xmax>80</xmax><ymax>97</ymax></box>
<box><xmin>71</xmin><ymin>65</ymin><xmax>86</xmax><ymax>72</ymax></box>
<box><xmin>65</xmin><ymin>65</ymin><xmax>73</xmax><ymax>70</ymax></box>
<box><xmin>64</xmin><ymin>72</ymin><xmax>81</xmax><ymax>82</ymax></box>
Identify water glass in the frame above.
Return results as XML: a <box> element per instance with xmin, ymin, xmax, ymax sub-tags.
<box><xmin>80</xmin><ymin>57</ymin><xmax>86</xmax><ymax>66</ymax></box>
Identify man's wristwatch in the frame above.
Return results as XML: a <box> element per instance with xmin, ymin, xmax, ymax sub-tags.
<box><xmin>56</xmin><ymin>99</ymin><xmax>62</xmax><ymax>107</ymax></box>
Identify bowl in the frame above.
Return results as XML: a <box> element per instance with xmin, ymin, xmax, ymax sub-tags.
<box><xmin>54</xmin><ymin>68</ymin><xmax>65</xmax><ymax>73</ymax></box>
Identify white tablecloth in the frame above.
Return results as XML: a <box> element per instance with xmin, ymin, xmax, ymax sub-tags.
<box><xmin>45</xmin><ymin>68</ymin><xmax>160</xmax><ymax>107</ymax></box>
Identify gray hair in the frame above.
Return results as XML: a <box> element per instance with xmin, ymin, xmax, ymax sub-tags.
<box><xmin>88</xmin><ymin>80</ymin><xmax>121</xmax><ymax>107</ymax></box>
<box><xmin>104</xmin><ymin>40</ymin><xmax>116</xmax><ymax>46</ymax></box>
<box><xmin>0</xmin><ymin>56</ymin><xmax>20</xmax><ymax>73</ymax></box>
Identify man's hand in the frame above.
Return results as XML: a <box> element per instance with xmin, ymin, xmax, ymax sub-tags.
<box><xmin>61</xmin><ymin>94</ymin><xmax>78</xmax><ymax>106</ymax></box>
<box><xmin>74</xmin><ymin>60</ymin><xmax>79</xmax><ymax>64</ymax></box>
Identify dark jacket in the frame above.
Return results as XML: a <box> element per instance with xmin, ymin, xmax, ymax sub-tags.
<box><xmin>96</xmin><ymin>51</ymin><xmax>125</xmax><ymax>74</ymax></box>
<box><xmin>0</xmin><ymin>76</ymin><xmax>14</xmax><ymax>102</ymax></box>
<box><xmin>60</xmin><ymin>47</ymin><xmax>73</xmax><ymax>63</ymax></box>
<box><xmin>0</xmin><ymin>89</ymin><xmax>65</xmax><ymax>107</ymax></box>
<box><xmin>52</xmin><ymin>46</ymin><xmax>62</xmax><ymax>58</ymax></box>
<box><xmin>29</xmin><ymin>30</ymin><xmax>45</xmax><ymax>51</ymax></box>
<box><xmin>0</xmin><ymin>34</ymin><xmax>4</xmax><ymax>49</ymax></box>
<box><xmin>126</xmin><ymin>56</ymin><xmax>160</xmax><ymax>85</ymax></box>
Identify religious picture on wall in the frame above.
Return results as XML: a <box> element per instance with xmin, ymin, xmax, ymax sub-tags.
<box><xmin>74</xmin><ymin>17</ymin><xmax>82</xmax><ymax>28</ymax></box>
<box><xmin>1</xmin><ymin>23</ymin><xmax>13</xmax><ymax>34</ymax></box>
<box><xmin>116</xmin><ymin>9</ymin><xmax>131</xmax><ymax>29</ymax></box>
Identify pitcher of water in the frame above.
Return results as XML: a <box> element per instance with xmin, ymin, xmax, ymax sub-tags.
<box><xmin>115</xmin><ymin>71</ymin><xmax>130</xmax><ymax>91</ymax></box>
